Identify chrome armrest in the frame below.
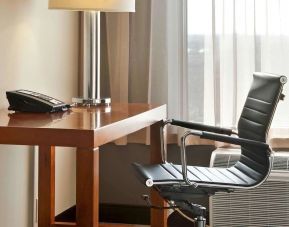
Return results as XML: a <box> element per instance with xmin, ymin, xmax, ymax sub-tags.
<box><xmin>160</xmin><ymin>119</ymin><xmax>172</xmax><ymax>163</ymax></box>
<box><xmin>180</xmin><ymin>130</ymin><xmax>201</xmax><ymax>187</ymax></box>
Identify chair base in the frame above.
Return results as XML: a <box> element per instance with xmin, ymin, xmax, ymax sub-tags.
<box><xmin>174</xmin><ymin>201</ymin><xmax>207</xmax><ymax>227</ymax></box>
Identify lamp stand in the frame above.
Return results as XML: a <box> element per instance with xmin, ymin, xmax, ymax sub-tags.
<box><xmin>73</xmin><ymin>11</ymin><xmax>111</xmax><ymax>106</ymax></box>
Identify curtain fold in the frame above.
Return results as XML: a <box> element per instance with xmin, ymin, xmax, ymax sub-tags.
<box><xmin>105</xmin><ymin>13</ymin><xmax>130</xmax><ymax>145</ymax></box>
<box><xmin>106</xmin><ymin>13</ymin><xmax>129</xmax><ymax>104</ymax></box>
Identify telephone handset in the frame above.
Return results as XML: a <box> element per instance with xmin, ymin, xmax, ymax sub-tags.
<box><xmin>6</xmin><ymin>90</ymin><xmax>70</xmax><ymax>113</ymax></box>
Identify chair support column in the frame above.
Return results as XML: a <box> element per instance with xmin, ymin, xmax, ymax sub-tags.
<box><xmin>195</xmin><ymin>215</ymin><xmax>206</xmax><ymax>227</ymax></box>
<box><xmin>176</xmin><ymin>202</ymin><xmax>206</xmax><ymax>227</ymax></box>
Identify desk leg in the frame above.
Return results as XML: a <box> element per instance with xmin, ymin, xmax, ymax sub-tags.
<box><xmin>76</xmin><ymin>147</ymin><xmax>99</xmax><ymax>227</ymax></box>
<box><xmin>39</xmin><ymin>145</ymin><xmax>55</xmax><ymax>227</ymax></box>
<box><xmin>150</xmin><ymin>121</ymin><xmax>167</xmax><ymax>227</ymax></box>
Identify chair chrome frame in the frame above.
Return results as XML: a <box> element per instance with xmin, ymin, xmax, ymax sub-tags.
<box><xmin>132</xmin><ymin>73</ymin><xmax>287</xmax><ymax>227</ymax></box>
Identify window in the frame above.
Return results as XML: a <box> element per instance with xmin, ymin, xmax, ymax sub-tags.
<box><xmin>186</xmin><ymin>0</ymin><xmax>289</xmax><ymax>128</ymax></box>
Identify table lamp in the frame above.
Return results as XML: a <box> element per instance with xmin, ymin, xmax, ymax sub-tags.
<box><xmin>49</xmin><ymin>0</ymin><xmax>135</xmax><ymax>105</ymax></box>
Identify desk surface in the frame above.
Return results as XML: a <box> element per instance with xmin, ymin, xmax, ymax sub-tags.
<box><xmin>0</xmin><ymin>103</ymin><xmax>166</xmax><ymax>147</ymax></box>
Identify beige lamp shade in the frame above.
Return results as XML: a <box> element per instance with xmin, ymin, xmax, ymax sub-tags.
<box><xmin>49</xmin><ymin>0</ymin><xmax>135</xmax><ymax>12</ymax></box>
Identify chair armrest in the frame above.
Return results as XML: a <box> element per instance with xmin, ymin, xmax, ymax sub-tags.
<box><xmin>160</xmin><ymin>119</ymin><xmax>236</xmax><ymax>163</ymax></box>
<box><xmin>179</xmin><ymin>130</ymin><xmax>269</xmax><ymax>186</ymax></box>
<box><xmin>171</xmin><ymin>119</ymin><xmax>235</xmax><ymax>135</ymax></box>
<box><xmin>198</xmin><ymin>131</ymin><xmax>269</xmax><ymax>150</ymax></box>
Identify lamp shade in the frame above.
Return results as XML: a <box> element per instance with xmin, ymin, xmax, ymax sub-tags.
<box><xmin>49</xmin><ymin>0</ymin><xmax>135</xmax><ymax>12</ymax></box>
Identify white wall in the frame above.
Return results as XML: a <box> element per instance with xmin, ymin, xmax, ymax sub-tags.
<box><xmin>0</xmin><ymin>1</ymin><xmax>78</xmax><ymax>226</ymax></box>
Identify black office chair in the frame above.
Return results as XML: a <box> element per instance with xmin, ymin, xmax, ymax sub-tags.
<box><xmin>132</xmin><ymin>72</ymin><xmax>287</xmax><ymax>227</ymax></box>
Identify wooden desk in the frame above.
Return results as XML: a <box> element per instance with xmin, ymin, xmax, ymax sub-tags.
<box><xmin>0</xmin><ymin>103</ymin><xmax>167</xmax><ymax>227</ymax></box>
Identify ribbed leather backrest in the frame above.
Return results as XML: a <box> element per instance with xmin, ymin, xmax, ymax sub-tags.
<box><xmin>236</xmin><ymin>72</ymin><xmax>286</xmax><ymax>177</ymax></box>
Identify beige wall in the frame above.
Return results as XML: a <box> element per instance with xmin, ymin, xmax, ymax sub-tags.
<box><xmin>0</xmin><ymin>1</ymin><xmax>78</xmax><ymax>226</ymax></box>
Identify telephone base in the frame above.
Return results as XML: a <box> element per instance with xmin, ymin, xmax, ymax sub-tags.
<box><xmin>72</xmin><ymin>97</ymin><xmax>111</xmax><ymax>106</ymax></box>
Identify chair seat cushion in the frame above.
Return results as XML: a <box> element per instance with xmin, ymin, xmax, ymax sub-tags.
<box><xmin>132</xmin><ymin>162</ymin><xmax>259</xmax><ymax>188</ymax></box>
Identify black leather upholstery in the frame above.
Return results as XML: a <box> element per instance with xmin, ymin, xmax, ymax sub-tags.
<box><xmin>133</xmin><ymin>162</ymin><xmax>260</xmax><ymax>187</ymax></box>
<box><xmin>132</xmin><ymin>73</ymin><xmax>286</xmax><ymax>202</ymax></box>
<box><xmin>237</xmin><ymin>73</ymin><xmax>285</xmax><ymax>178</ymax></box>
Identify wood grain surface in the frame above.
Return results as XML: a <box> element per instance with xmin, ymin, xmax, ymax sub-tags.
<box><xmin>0</xmin><ymin>103</ymin><xmax>167</xmax><ymax>227</ymax></box>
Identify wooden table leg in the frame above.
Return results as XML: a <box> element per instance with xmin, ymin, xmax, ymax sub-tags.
<box><xmin>150</xmin><ymin>121</ymin><xmax>167</xmax><ymax>227</ymax></box>
<box><xmin>76</xmin><ymin>147</ymin><xmax>99</xmax><ymax>227</ymax></box>
<box><xmin>39</xmin><ymin>145</ymin><xmax>55</xmax><ymax>227</ymax></box>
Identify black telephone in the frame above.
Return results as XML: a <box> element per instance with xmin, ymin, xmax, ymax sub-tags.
<box><xmin>6</xmin><ymin>90</ymin><xmax>70</xmax><ymax>113</ymax></box>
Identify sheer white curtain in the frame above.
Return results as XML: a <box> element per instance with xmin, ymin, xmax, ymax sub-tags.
<box><xmin>105</xmin><ymin>0</ymin><xmax>289</xmax><ymax>145</ymax></box>
<box><xmin>186</xmin><ymin>0</ymin><xmax>289</xmax><ymax>137</ymax></box>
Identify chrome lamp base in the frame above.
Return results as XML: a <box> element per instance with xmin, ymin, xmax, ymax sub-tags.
<box><xmin>72</xmin><ymin>97</ymin><xmax>111</xmax><ymax>106</ymax></box>
<box><xmin>76</xmin><ymin>11</ymin><xmax>111</xmax><ymax>107</ymax></box>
